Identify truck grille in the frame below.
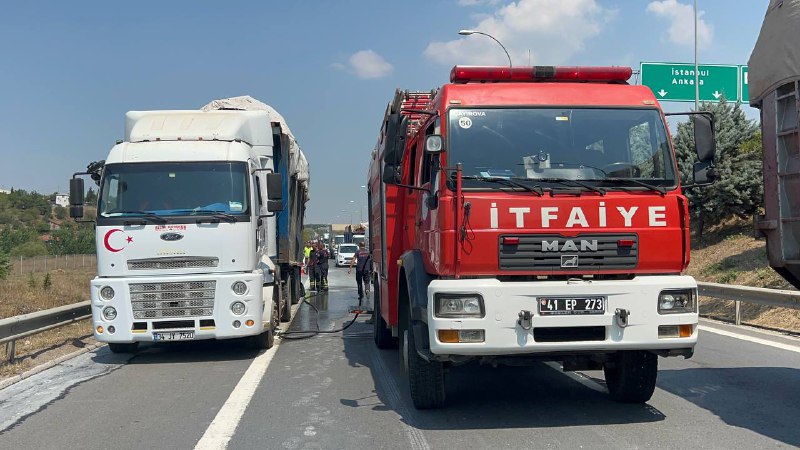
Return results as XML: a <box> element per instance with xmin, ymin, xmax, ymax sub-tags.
<box><xmin>498</xmin><ymin>234</ymin><xmax>638</xmax><ymax>271</ymax></box>
<box><xmin>127</xmin><ymin>257</ymin><xmax>219</xmax><ymax>270</ymax></box>
<box><xmin>129</xmin><ymin>281</ymin><xmax>216</xmax><ymax>319</ymax></box>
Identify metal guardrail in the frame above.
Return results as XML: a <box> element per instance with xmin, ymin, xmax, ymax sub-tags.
<box><xmin>0</xmin><ymin>301</ymin><xmax>91</xmax><ymax>363</ymax></box>
<box><xmin>697</xmin><ymin>281</ymin><xmax>800</xmax><ymax>325</ymax></box>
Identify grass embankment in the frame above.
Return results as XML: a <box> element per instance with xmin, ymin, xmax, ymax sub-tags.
<box><xmin>686</xmin><ymin>221</ymin><xmax>800</xmax><ymax>333</ymax></box>
<box><xmin>0</xmin><ymin>268</ymin><xmax>96</xmax><ymax>379</ymax></box>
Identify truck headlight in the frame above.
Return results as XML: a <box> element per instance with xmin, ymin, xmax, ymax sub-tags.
<box><xmin>434</xmin><ymin>294</ymin><xmax>484</xmax><ymax>318</ymax></box>
<box><xmin>231</xmin><ymin>301</ymin><xmax>246</xmax><ymax>316</ymax></box>
<box><xmin>232</xmin><ymin>281</ymin><xmax>248</xmax><ymax>295</ymax></box>
<box><xmin>102</xmin><ymin>306</ymin><xmax>117</xmax><ymax>321</ymax></box>
<box><xmin>100</xmin><ymin>286</ymin><xmax>115</xmax><ymax>300</ymax></box>
<box><xmin>658</xmin><ymin>289</ymin><xmax>696</xmax><ymax>314</ymax></box>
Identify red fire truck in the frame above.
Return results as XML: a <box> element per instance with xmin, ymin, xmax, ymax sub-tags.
<box><xmin>367</xmin><ymin>65</ymin><xmax>716</xmax><ymax>409</ymax></box>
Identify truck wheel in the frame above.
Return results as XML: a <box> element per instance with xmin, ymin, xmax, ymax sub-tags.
<box><xmin>280</xmin><ymin>282</ymin><xmax>291</xmax><ymax>322</ymax></box>
<box><xmin>604</xmin><ymin>350</ymin><xmax>658</xmax><ymax>403</ymax></box>
<box><xmin>108</xmin><ymin>342</ymin><xmax>139</xmax><ymax>354</ymax></box>
<box><xmin>373</xmin><ymin>291</ymin><xmax>396</xmax><ymax>349</ymax></box>
<box><xmin>249</xmin><ymin>300</ymin><xmax>278</xmax><ymax>350</ymax></box>
<box><xmin>405</xmin><ymin>316</ymin><xmax>445</xmax><ymax>409</ymax></box>
<box><xmin>291</xmin><ymin>268</ymin><xmax>301</xmax><ymax>305</ymax></box>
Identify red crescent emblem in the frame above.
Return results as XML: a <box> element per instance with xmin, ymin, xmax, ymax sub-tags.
<box><xmin>104</xmin><ymin>229</ymin><xmax>126</xmax><ymax>252</ymax></box>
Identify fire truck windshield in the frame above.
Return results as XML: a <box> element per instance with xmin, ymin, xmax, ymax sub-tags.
<box><xmin>447</xmin><ymin>108</ymin><xmax>676</xmax><ymax>190</ymax></box>
<box><xmin>98</xmin><ymin>161</ymin><xmax>250</xmax><ymax>219</ymax></box>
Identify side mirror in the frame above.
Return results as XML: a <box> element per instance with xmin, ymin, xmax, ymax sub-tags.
<box><xmin>267</xmin><ymin>200</ymin><xmax>284</xmax><ymax>212</ymax></box>
<box><xmin>425</xmin><ymin>135</ymin><xmax>443</xmax><ymax>153</ymax></box>
<box><xmin>69</xmin><ymin>177</ymin><xmax>85</xmax><ymax>219</ymax></box>
<box><xmin>266</xmin><ymin>173</ymin><xmax>283</xmax><ymax>200</ymax></box>
<box><xmin>382</xmin><ymin>163</ymin><xmax>401</xmax><ymax>185</ymax></box>
<box><xmin>692</xmin><ymin>113</ymin><xmax>715</xmax><ymax>163</ymax></box>
<box><xmin>692</xmin><ymin>161</ymin><xmax>716</xmax><ymax>185</ymax></box>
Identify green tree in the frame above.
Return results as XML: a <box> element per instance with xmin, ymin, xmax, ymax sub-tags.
<box><xmin>10</xmin><ymin>240</ymin><xmax>48</xmax><ymax>257</ymax></box>
<box><xmin>85</xmin><ymin>188</ymin><xmax>98</xmax><ymax>205</ymax></box>
<box><xmin>0</xmin><ymin>253</ymin><xmax>10</xmax><ymax>279</ymax></box>
<box><xmin>674</xmin><ymin>99</ymin><xmax>761</xmax><ymax>238</ymax></box>
<box><xmin>49</xmin><ymin>226</ymin><xmax>96</xmax><ymax>254</ymax></box>
<box><xmin>53</xmin><ymin>205</ymin><xmax>67</xmax><ymax>220</ymax></box>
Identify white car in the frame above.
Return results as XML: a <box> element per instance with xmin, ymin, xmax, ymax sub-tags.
<box><xmin>336</xmin><ymin>244</ymin><xmax>358</xmax><ymax>267</ymax></box>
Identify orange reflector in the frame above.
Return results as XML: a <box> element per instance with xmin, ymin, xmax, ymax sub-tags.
<box><xmin>246</xmin><ymin>320</ymin><xmax>255</xmax><ymax>327</ymax></box>
<box><xmin>96</xmin><ymin>326</ymin><xmax>104</xmax><ymax>334</ymax></box>
<box><xmin>438</xmin><ymin>330</ymin><xmax>459</xmax><ymax>343</ymax></box>
<box><xmin>679</xmin><ymin>324</ymin><xmax>693</xmax><ymax>337</ymax></box>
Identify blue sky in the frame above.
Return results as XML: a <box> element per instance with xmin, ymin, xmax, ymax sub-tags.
<box><xmin>0</xmin><ymin>0</ymin><xmax>768</xmax><ymax>223</ymax></box>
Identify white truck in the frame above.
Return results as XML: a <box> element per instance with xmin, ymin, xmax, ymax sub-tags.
<box><xmin>69</xmin><ymin>96</ymin><xmax>309</xmax><ymax>352</ymax></box>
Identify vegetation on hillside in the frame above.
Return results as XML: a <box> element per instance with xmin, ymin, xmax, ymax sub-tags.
<box><xmin>0</xmin><ymin>189</ymin><xmax>96</xmax><ymax>278</ymax></box>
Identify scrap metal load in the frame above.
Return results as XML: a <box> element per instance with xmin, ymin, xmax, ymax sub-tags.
<box><xmin>749</xmin><ymin>0</ymin><xmax>800</xmax><ymax>288</ymax></box>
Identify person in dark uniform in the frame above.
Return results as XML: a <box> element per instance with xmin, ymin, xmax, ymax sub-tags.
<box><xmin>308</xmin><ymin>242</ymin><xmax>320</xmax><ymax>291</ymax></box>
<box><xmin>316</xmin><ymin>241</ymin><xmax>330</xmax><ymax>291</ymax></box>
<box><xmin>348</xmin><ymin>242</ymin><xmax>372</xmax><ymax>300</ymax></box>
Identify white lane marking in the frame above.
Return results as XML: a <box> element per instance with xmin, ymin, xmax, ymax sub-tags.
<box><xmin>544</xmin><ymin>361</ymin><xmax>607</xmax><ymax>393</ymax></box>
<box><xmin>194</xmin><ymin>342</ymin><xmax>279</xmax><ymax>450</ymax></box>
<box><xmin>369</xmin><ymin>349</ymin><xmax>431</xmax><ymax>450</ymax></box>
<box><xmin>699</xmin><ymin>325</ymin><xmax>800</xmax><ymax>354</ymax></box>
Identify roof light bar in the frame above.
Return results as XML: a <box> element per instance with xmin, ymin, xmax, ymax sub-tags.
<box><xmin>450</xmin><ymin>65</ymin><xmax>633</xmax><ymax>84</ymax></box>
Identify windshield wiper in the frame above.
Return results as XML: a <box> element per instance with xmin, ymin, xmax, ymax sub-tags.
<box><xmin>184</xmin><ymin>209</ymin><xmax>239</xmax><ymax>223</ymax></box>
<box><xmin>460</xmin><ymin>175</ymin><xmax>543</xmax><ymax>196</ymax></box>
<box><xmin>107</xmin><ymin>211</ymin><xmax>167</xmax><ymax>223</ymax></box>
<box><xmin>587</xmin><ymin>178</ymin><xmax>668</xmax><ymax>196</ymax></box>
<box><xmin>537</xmin><ymin>178</ymin><xmax>606</xmax><ymax>196</ymax></box>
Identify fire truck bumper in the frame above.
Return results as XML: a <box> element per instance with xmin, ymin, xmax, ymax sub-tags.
<box><xmin>426</xmin><ymin>275</ymin><xmax>698</xmax><ymax>357</ymax></box>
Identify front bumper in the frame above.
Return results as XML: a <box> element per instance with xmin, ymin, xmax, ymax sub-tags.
<box><xmin>90</xmin><ymin>272</ymin><xmax>271</xmax><ymax>343</ymax></box>
<box><xmin>427</xmin><ymin>276</ymin><xmax>697</xmax><ymax>356</ymax></box>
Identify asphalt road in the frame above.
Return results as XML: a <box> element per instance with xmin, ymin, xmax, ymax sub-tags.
<box><xmin>1</xmin><ymin>266</ymin><xmax>799</xmax><ymax>449</ymax></box>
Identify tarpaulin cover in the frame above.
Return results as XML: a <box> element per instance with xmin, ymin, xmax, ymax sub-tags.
<box><xmin>748</xmin><ymin>0</ymin><xmax>800</xmax><ymax>104</ymax></box>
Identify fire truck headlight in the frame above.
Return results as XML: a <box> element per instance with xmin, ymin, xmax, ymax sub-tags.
<box><xmin>102</xmin><ymin>306</ymin><xmax>117</xmax><ymax>321</ymax></box>
<box><xmin>658</xmin><ymin>289</ymin><xmax>696</xmax><ymax>314</ymax></box>
<box><xmin>100</xmin><ymin>286</ymin><xmax>115</xmax><ymax>301</ymax></box>
<box><xmin>231</xmin><ymin>301</ymin><xmax>246</xmax><ymax>316</ymax></box>
<box><xmin>435</xmin><ymin>294</ymin><xmax>484</xmax><ymax>318</ymax></box>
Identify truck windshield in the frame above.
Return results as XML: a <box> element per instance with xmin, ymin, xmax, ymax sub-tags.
<box><xmin>98</xmin><ymin>162</ymin><xmax>249</xmax><ymax>217</ymax></box>
<box><xmin>447</xmin><ymin>108</ymin><xmax>676</xmax><ymax>190</ymax></box>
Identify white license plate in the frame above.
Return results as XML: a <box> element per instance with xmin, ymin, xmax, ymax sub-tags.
<box><xmin>153</xmin><ymin>331</ymin><xmax>195</xmax><ymax>341</ymax></box>
<box><xmin>538</xmin><ymin>296</ymin><xmax>606</xmax><ymax>315</ymax></box>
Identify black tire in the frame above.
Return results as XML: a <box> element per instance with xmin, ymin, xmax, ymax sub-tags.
<box><xmin>373</xmin><ymin>286</ymin><xmax>396</xmax><ymax>349</ymax></box>
<box><xmin>249</xmin><ymin>298</ymin><xmax>279</xmax><ymax>350</ymax></box>
<box><xmin>604</xmin><ymin>350</ymin><xmax>658</xmax><ymax>403</ymax></box>
<box><xmin>108</xmin><ymin>342</ymin><xmax>139</xmax><ymax>354</ymax></box>
<box><xmin>280</xmin><ymin>280</ymin><xmax>291</xmax><ymax>322</ymax></box>
<box><xmin>290</xmin><ymin>267</ymin><xmax>301</xmax><ymax>305</ymax></box>
<box><xmin>405</xmin><ymin>315</ymin><xmax>446</xmax><ymax>409</ymax></box>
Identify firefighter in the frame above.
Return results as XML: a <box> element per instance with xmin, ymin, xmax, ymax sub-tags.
<box><xmin>316</xmin><ymin>241</ymin><xmax>330</xmax><ymax>291</ymax></box>
<box><xmin>348</xmin><ymin>242</ymin><xmax>372</xmax><ymax>300</ymax></box>
<box><xmin>308</xmin><ymin>242</ymin><xmax>320</xmax><ymax>291</ymax></box>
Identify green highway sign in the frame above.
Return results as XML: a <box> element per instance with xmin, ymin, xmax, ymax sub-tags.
<box><xmin>740</xmin><ymin>65</ymin><xmax>749</xmax><ymax>103</ymax></box>
<box><xmin>640</xmin><ymin>62</ymin><xmax>740</xmax><ymax>102</ymax></box>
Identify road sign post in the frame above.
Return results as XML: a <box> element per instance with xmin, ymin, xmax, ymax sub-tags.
<box><xmin>740</xmin><ymin>65</ymin><xmax>749</xmax><ymax>103</ymax></box>
<box><xmin>641</xmin><ymin>62</ymin><xmax>740</xmax><ymax>102</ymax></box>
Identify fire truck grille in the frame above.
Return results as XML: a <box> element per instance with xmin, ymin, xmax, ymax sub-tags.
<box><xmin>128</xmin><ymin>257</ymin><xmax>219</xmax><ymax>270</ymax></box>
<box><xmin>498</xmin><ymin>234</ymin><xmax>638</xmax><ymax>271</ymax></box>
<box><xmin>129</xmin><ymin>281</ymin><xmax>216</xmax><ymax>319</ymax></box>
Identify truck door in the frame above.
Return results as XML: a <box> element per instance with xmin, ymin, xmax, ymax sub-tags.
<box><xmin>416</xmin><ymin>119</ymin><xmax>441</xmax><ymax>270</ymax></box>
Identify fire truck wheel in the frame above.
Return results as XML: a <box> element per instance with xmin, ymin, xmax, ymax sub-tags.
<box><xmin>603</xmin><ymin>350</ymin><xmax>658</xmax><ymax>403</ymax></box>
<box><xmin>280</xmin><ymin>282</ymin><xmax>291</xmax><ymax>322</ymax></box>
<box><xmin>373</xmin><ymin>295</ymin><xmax>396</xmax><ymax>349</ymax></box>
<box><xmin>405</xmin><ymin>317</ymin><xmax>445</xmax><ymax>409</ymax></box>
<box><xmin>108</xmin><ymin>342</ymin><xmax>139</xmax><ymax>354</ymax></box>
